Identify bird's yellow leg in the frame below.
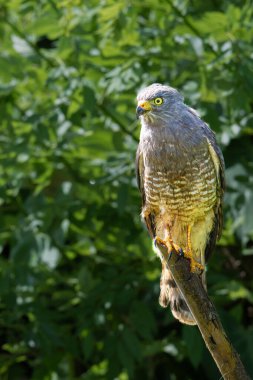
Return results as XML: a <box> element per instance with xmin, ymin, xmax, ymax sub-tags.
<box><xmin>155</xmin><ymin>225</ymin><xmax>204</xmax><ymax>273</ymax></box>
<box><xmin>155</xmin><ymin>226</ymin><xmax>183</xmax><ymax>255</ymax></box>
<box><xmin>154</xmin><ymin>236</ymin><xmax>173</xmax><ymax>252</ymax></box>
<box><xmin>166</xmin><ymin>232</ymin><xmax>183</xmax><ymax>255</ymax></box>
<box><xmin>185</xmin><ymin>225</ymin><xmax>204</xmax><ymax>273</ymax></box>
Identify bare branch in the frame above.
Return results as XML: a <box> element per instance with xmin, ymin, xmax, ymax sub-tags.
<box><xmin>156</xmin><ymin>241</ymin><xmax>250</xmax><ymax>380</ymax></box>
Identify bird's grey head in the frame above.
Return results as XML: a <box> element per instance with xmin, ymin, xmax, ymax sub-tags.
<box><xmin>136</xmin><ymin>83</ymin><xmax>184</xmax><ymax>123</ymax></box>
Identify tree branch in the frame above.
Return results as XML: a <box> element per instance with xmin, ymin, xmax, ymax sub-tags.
<box><xmin>156</xmin><ymin>241</ymin><xmax>250</xmax><ymax>380</ymax></box>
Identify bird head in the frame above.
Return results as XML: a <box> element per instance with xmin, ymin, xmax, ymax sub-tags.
<box><xmin>136</xmin><ymin>83</ymin><xmax>184</xmax><ymax>121</ymax></box>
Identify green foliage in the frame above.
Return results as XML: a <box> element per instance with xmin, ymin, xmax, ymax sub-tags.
<box><xmin>0</xmin><ymin>0</ymin><xmax>253</xmax><ymax>379</ymax></box>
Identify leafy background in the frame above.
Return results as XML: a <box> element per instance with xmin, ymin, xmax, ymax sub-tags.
<box><xmin>0</xmin><ymin>0</ymin><xmax>253</xmax><ymax>379</ymax></box>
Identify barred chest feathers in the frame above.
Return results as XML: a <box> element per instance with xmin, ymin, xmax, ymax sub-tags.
<box><xmin>140</xmin><ymin>123</ymin><xmax>217</xmax><ymax>220</ymax></box>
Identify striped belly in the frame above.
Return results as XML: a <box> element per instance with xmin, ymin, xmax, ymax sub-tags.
<box><xmin>144</xmin><ymin>165</ymin><xmax>217</xmax><ymax>222</ymax></box>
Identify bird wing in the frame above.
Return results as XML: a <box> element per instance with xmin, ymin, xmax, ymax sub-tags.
<box><xmin>136</xmin><ymin>144</ymin><xmax>145</xmax><ymax>206</ymax></box>
<box><xmin>188</xmin><ymin>107</ymin><xmax>225</xmax><ymax>260</ymax></box>
<box><xmin>205</xmin><ymin>131</ymin><xmax>225</xmax><ymax>261</ymax></box>
<box><xmin>136</xmin><ymin>144</ymin><xmax>156</xmax><ymax>238</ymax></box>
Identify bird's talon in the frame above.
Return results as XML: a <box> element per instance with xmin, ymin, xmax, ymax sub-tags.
<box><xmin>190</xmin><ymin>260</ymin><xmax>204</xmax><ymax>274</ymax></box>
<box><xmin>154</xmin><ymin>236</ymin><xmax>167</xmax><ymax>248</ymax></box>
<box><xmin>168</xmin><ymin>251</ymin><xmax>173</xmax><ymax>262</ymax></box>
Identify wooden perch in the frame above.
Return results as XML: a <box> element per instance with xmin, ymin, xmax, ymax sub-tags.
<box><xmin>156</xmin><ymin>241</ymin><xmax>250</xmax><ymax>380</ymax></box>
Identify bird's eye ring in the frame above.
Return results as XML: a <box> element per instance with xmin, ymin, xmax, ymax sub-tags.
<box><xmin>154</xmin><ymin>97</ymin><xmax>163</xmax><ymax>105</ymax></box>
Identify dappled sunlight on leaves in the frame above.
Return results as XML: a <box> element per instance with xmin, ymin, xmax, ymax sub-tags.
<box><xmin>0</xmin><ymin>0</ymin><xmax>253</xmax><ymax>379</ymax></box>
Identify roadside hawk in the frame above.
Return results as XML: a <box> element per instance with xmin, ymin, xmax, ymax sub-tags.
<box><xmin>136</xmin><ymin>83</ymin><xmax>225</xmax><ymax>325</ymax></box>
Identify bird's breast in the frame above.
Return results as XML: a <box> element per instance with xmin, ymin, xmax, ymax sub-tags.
<box><xmin>142</xmin><ymin>139</ymin><xmax>217</xmax><ymax>220</ymax></box>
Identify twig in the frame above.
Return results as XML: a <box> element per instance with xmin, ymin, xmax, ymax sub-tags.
<box><xmin>156</xmin><ymin>241</ymin><xmax>250</xmax><ymax>380</ymax></box>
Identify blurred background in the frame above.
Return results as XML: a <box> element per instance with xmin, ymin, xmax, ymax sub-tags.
<box><xmin>0</xmin><ymin>1</ymin><xmax>253</xmax><ymax>379</ymax></box>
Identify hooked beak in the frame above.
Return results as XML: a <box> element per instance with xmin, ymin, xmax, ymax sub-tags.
<box><xmin>136</xmin><ymin>100</ymin><xmax>152</xmax><ymax>118</ymax></box>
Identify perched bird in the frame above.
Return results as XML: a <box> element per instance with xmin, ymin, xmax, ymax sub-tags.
<box><xmin>136</xmin><ymin>83</ymin><xmax>225</xmax><ymax>325</ymax></box>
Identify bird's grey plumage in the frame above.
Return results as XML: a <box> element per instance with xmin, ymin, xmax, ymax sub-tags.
<box><xmin>136</xmin><ymin>83</ymin><xmax>225</xmax><ymax>325</ymax></box>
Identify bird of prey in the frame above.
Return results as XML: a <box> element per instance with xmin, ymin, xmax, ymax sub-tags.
<box><xmin>136</xmin><ymin>83</ymin><xmax>225</xmax><ymax>325</ymax></box>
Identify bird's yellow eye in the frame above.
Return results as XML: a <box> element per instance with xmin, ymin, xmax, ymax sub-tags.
<box><xmin>154</xmin><ymin>97</ymin><xmax>163</xmax><ymax>106</ymax></box>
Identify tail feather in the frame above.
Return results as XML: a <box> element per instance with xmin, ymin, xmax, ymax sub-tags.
<box><xmin>159</xmin><ymin>264</ymin><xmax>200</xmax><ymax>325</ymax></box>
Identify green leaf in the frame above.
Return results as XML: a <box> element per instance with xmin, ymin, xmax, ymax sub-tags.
<box><xmin>183</xmin><ymin>326</ymin><xmax>203</xmax><ymax>368</ymax></box>
<box><xmin>25</xmin><ymin>14</ymin><xmax>61</xmax><ymax>38</ymax></box>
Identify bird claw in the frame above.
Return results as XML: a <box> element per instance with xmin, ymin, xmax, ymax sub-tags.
<box><xmin>154</xmin><ymin>237</ymin><xmax>202</xmax><ymax>273</ymax></box>
<box><xmin>190</xmin><ymin>262</ymin><xmax>204</xmax><ymax>275</ymax></box>
<box><xmin>187</xmin><ymin>254</ymin><xmax>204</xmax><ymax>274</ymax></box>
<box><xmin>154</xmin><ymin>236</ymin><xmax>167</xmax><ymax>248</ymax></box>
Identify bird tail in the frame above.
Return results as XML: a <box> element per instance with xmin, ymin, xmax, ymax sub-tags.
<box><xmin>159</xmin><ymin>264</ymin><xmax>204</xmax><ymax>325</ymax></box>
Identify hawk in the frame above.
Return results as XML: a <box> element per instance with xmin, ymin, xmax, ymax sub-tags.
<box><xmin>136</xmin><ymin>83</ymin><xmax>225</xmax><ymax>325</ymax></box>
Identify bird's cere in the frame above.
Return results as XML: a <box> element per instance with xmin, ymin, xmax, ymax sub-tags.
<box><xmin>136</xmin><ymin>100</ymin><xmax>152</xmax><ymax>118</ymax></box>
